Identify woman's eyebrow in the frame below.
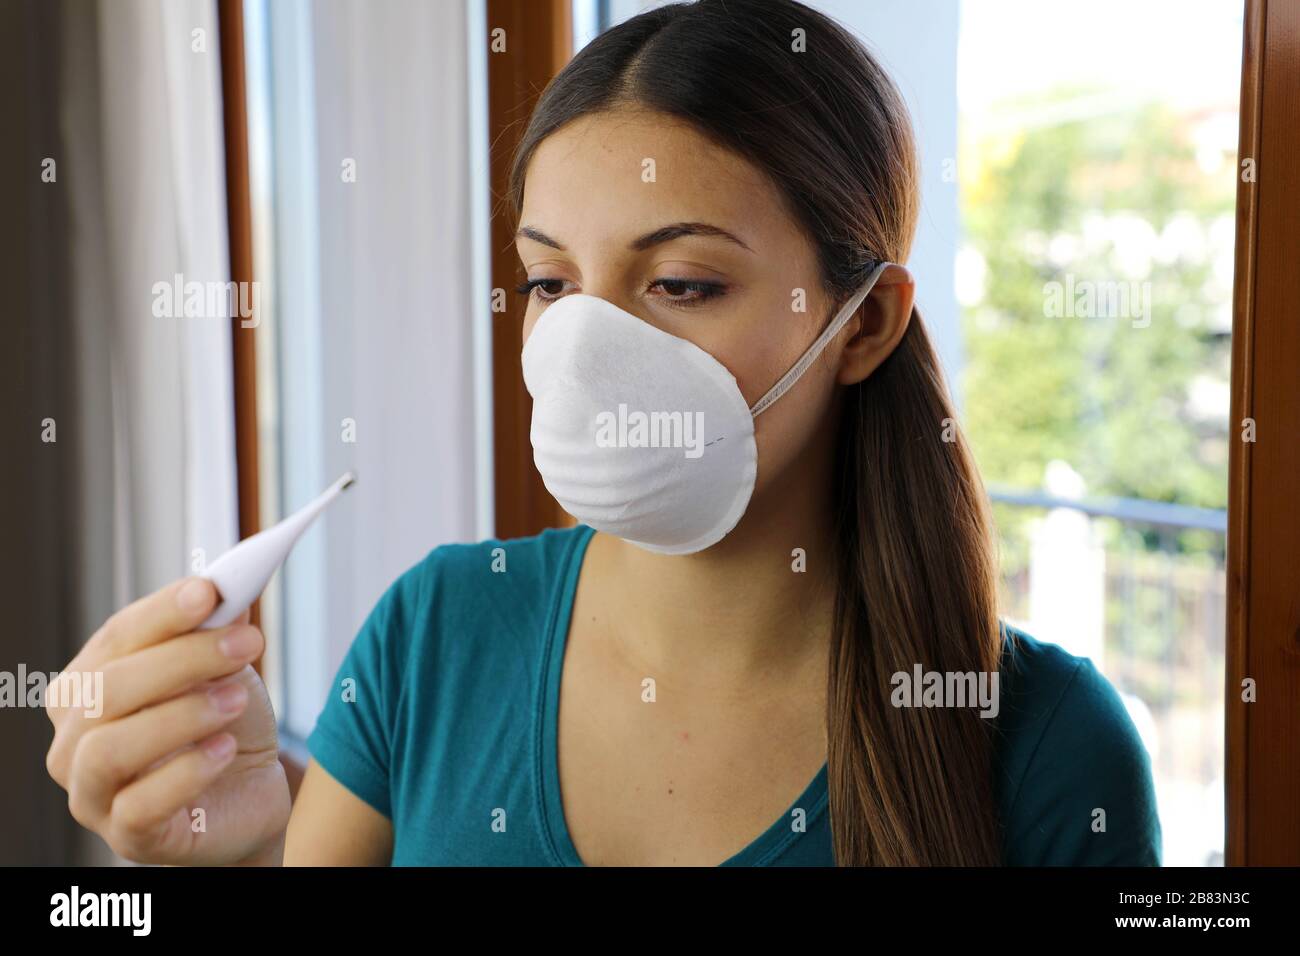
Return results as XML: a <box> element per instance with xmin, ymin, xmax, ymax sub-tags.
<box><xmin>514</xmin><ymin>222</ymin><xmax>754</xmax><ymax>253</ymax></box>
<box><xmin>515</xmin><ymin>226</ymin><xmax>565</xmax><ymax>250</ymax></box>
<box><xmin>630</xmin><ymin>222</ymin><xmax>754</xmax><ymax>252</ymax></box>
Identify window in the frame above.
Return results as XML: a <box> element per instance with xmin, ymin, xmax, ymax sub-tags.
<box><xmin>243</xmin><ymin>0</ymin><xmax>493</xmax><ymax>742</ymax></box>
<box><xmin>957</xmin><ymin>0</ymin><xmax>1239</xmax><ymax>865</ymax></box>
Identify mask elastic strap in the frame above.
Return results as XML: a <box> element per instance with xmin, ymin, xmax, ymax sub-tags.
<box><xmin>749</xmin><ymin>260</ymin><xmax>892</xmax><ymax>418</ymax></box>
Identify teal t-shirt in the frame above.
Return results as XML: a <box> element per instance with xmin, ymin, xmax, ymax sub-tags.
<box><xmin>306</xmin><ymin>524</ymin><xmax>1162</xmax><ymax>866</ymax></box>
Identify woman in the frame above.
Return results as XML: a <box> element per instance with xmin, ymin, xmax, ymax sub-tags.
<box><xmin>44</xmin><ymin>0</ymin><xmax>1160</xmax><ymax>866</ymax></box>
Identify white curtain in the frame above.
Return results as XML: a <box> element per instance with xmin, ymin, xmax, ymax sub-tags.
<box><xmin>60</xmin><ymin>0</ymin><xmax>240</xmax><ymax>861</ymax></box>
<box><xmin>64</xmin><ymin>0</ymin><xmax>240</xmax><ymax>600</ymax></box>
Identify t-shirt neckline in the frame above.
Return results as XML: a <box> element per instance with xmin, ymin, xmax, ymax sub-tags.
<box><xmin>536</xmin><ymin>524</ymin><xmax>831</xmax><ymax>867</ymax></box>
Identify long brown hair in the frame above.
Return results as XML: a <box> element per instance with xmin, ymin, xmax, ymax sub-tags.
<box><xmin>509</xmin><ymin>0</ymin><xmax>1004</xmax><ymax>865</ymax></box>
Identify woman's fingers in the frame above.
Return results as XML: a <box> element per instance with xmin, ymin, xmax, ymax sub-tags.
<box><xmin>45</xmin><ymin>624</ymin><xmax>264</xmax><ymax>785</ymax></box>
<box><xmin>104</xmin><ymin>733</ymin><xmax>239</xmax><ymax>858</ymax></box>
<box><xmin>96</xmin><ymin>623</ymin><xmax>264</xmax><ymax>721</ymax></box>
<box><xmin>63</xmin><ymin>681</ymin><xmax>249</xmax><ymax>829</ymax></box>
<box><xmin>89</xmin><ymin>577</ymin><xmax>219</xmax><ymax>661</ymax></box>
<box><xmin>46</xmin><ymin>578</ymin><xmax>216</xmax><ymax>728</ymax></box>
<box><xmin>42</xmin><ymin>575</ymin><xmax>284</xmax><ymax>865</ymax></box>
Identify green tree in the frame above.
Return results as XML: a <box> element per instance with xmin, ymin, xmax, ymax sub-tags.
<box><xmin>960</xmin><ymin>95</ymin><xmax>1234</xmax><ymax>521</ymax></box>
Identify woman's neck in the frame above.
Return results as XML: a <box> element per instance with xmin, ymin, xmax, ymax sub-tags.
<box><xmin>586</xmin><ymin>460</ymin><xmax>838</xmax><ymax>688</ymax></box>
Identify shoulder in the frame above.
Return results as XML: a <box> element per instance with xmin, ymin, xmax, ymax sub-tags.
<box><xmin>356</xmin><ymin>523</ymin><xmax>594</xmax><ymax>667</ymax></box>
<box><xmin>306</xmin><ymin>524</ymin><xmax>594</xmax><ymax>816</ymax></box>
<box><xmin>375</xmin><ymin>522</ymin><xmax>593</xmax><ymax>630</ymax></box>
<box><xmin>996</xmin><ymin>625</ymin><xmax>1144</xmax><ymax>767</ymax></box>
<box><xmin>994</xmin><ymin>624</ymin><xmax>1162</xmax><ymax>866</ymax></box>
<box><xmin>320</xmin><ymin>523</ymin><xmax>592</xmax><ymax>720</ymax></box>
<box><xmin>388</xmin><ymin>523</ymin><xmax>592</xmax><ymax>606</ymax></box>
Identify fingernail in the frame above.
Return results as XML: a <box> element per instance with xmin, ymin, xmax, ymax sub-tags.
<box><xmin>209</xmin><ymin>683</ymin><xmax>248</xmax><ymax>714</ymax></box>
<box><xmin>217</xmin><ymin>626</ymin><xmax>261</xmax><ymax>659</ymax></box>
<box><xmin>202</xmin><ymin>734</ymin><xmax>236</xmax><ymax>761</ymax></box>
<box><xmin>178</xmin><ymin>578</ymin><xmax>211</xmax><ymax>613</ymax></box>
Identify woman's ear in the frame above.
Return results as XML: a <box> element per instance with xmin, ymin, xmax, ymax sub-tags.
<box><xmin>837</xmin><ymin>264</ymin><xmax>915</xmax><ymax>386</ymax></box>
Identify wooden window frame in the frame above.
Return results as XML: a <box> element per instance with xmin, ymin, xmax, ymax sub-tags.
<box><xmin>488</xmin><ymin>0</ymin><xmax>574</xmax><ymax>539</ymax></box>
<box><xmin>218</xmin><ymin>0</ymin><xmax>300</xmax><ymax>793</ymax></box>
<box><xmin>1226</xmin><ymin>0</ymin><xmax>1300</xmax><ymax>867</ymax></box>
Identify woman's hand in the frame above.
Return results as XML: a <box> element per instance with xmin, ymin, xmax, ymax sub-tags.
<box><xmin>44</xmin><ymin>577</ymin><xmax>290</xmax><ymax>865</ymax></box>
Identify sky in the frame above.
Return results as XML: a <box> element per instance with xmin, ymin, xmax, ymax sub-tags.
<box><xmin>958</xmin><ymin>0</ymin><xmax>1245</xmax><ymax>114</ymax></box>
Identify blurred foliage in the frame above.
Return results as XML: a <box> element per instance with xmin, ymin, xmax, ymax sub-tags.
<box><xmin>959</xmin><ymin>91</ymin><xmax>1235</xmax><ymax>526</ymax></box>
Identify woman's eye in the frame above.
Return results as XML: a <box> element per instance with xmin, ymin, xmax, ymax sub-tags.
<box><xmin>516</xmin><ymin>278</ymin><xmax>568</xmax><ymax>301</ymax></box>
<box><xmin>648</xmin><ymin>277</ymin><xmax>727</xmax><ymax>305</ymax></box>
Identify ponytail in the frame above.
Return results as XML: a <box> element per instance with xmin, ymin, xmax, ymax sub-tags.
<box><xmin>826</xmin><ymin>310</ymin><xmax>1004</xmax><ymax>865</ymax></box>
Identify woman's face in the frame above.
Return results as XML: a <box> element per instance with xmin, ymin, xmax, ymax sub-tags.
<box><xmin>516</xmin><ymin>109</ymin><xmax>853</xmax><ymax>509</ymax></box>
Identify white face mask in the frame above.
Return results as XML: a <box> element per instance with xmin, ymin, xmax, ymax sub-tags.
<box><xmin>521</xmin><ymin>261</ymin><xmax>891</xmax><ymax>555</ymax></box>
